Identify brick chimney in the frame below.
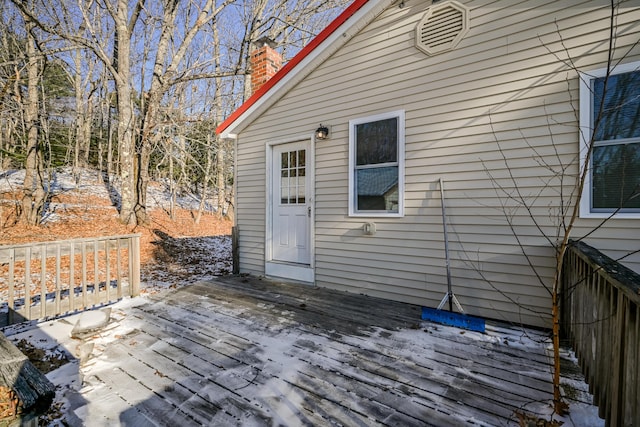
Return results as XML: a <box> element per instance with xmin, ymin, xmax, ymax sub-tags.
<box><xmin>250</xmin><ymin>37</ymin><xmax>282</xmax><ymax>95</ymax></box>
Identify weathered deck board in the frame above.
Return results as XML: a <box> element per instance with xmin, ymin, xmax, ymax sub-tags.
<box><xmin>27</xmin><ymin>275</ymin><xmax>598</xmax><ymax>426</ymax></box>
<box><xmin>91</xmin><ymin>329</ymin><xmax>275</xmax><ymax>425</ymax></box>
<box><xmin>91</xmin><ymin>364</ymin><xmax>199</xmax><ymax>426</ymax></box>
<box><xmin>136</xmin><ymin>286</ymin><xmax>549</xmax><ymax>419</ymax></box>
<box><xmin>131</xmin><ymin>306</ymin><xmax>422</xmax><ymax>425</ymax></box>
<box><xmin>174</xmin><ymin>279</ymin><xmax>556</xmax><ymax>407</ymax></box>
<box><xmin>281</xmin><ymin>330</ymin><xmax>537</xmax><ymax>424</ymax></box>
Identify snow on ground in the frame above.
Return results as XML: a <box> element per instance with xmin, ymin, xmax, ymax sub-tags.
<box><xmin>141</xmin><ymin>235</ymin><xmax>232</xmax><ymax>291</ymax></box>
<box><xmin>0</xmin><ymin>167</ymin><xmax>218</xmax><ymax>217</ymax></box>
<box><xmin>0</xmin><ymin>233</ymin><xmax>232</xmax><ymax>315</ymax></box>
<box><xmin>1</xmin><ymin>297</ymin><xmax>150</xmax><ymax>425</ymax></box>
<box><xmin>1</xmin><ymin>290</ymin><xmax>604</xmax><ymax>427</ymax></box>
<box><xmin>0</xmin><ymin>168</ymin><xmax>238</xmax><ymax>424</ymax></box>
<box><xmin>0</xmin><ymin>166</ymin><xmax>232</xmax><ymax>313</ymax></box>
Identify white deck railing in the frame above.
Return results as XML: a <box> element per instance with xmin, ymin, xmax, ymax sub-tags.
<box><xmin>0</xmin><ymin>234</ymin><xmax>140</xmax><ymax>326</ymax></box>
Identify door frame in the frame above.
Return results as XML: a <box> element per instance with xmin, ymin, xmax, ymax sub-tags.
<box><xmin>265</xmin><ymin>133</ymin><xmax>316</xmax><ymax>283</ymax></box>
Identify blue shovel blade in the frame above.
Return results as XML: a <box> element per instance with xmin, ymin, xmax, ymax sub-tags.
<box><xmin>421</xmin><ymin>307</ymin><xmax>486</xmax><ymax>333</ymax></box>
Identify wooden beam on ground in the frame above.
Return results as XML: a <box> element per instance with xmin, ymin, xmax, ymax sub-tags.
<box><xmin>0</xmin><ymin>332</ymin><xmax>55</xmax><ymax>422</ymax></box>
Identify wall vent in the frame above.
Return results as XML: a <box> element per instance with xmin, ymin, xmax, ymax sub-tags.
<box><xmin>415</xmin><ymin>1</ymin><xmax>469</xmax><ymax>56</ymax></box>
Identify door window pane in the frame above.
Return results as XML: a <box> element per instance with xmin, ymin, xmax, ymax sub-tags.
<box><xmin>280</xmin><ymin>149</ymin><xmax>306</xmax><ymax>204</ymax></box>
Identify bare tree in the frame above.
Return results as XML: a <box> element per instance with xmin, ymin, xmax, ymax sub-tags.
<box><xmin>0</xmin><ymin>7</ymin><xmax>25</xmax><ymax>170</ymax></box>
<box><xmin>70</xmin><ymin>46</ymin><xmax>98</xmax><ymax>177</ymax></box>
<box><xmin>10</xmin><ymin>0</ymin><xmax>144</xmax><ymax>224</ymax></box>
<box><xmin>8</xmin><ymin>0</ymin><xmax>349</xmax><ymax>226</ymax></box>
<box><xmin>471</xmin><ymin>2</ymin><xmax>640</xmax><ymax>416</ymax></box>
<box><xmin>133</xmin><ymin>0</ymin><xmax>235</xmax><ymax>225</ymax></box>
<box><xmin>19</xmin><ymin>6</ymin><xmax>47</xmax><ymax>225</ymax></box>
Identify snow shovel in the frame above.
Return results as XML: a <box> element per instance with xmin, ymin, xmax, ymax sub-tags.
<box><xmin>421</xmin><ymin>178</ymin><xmax>485</xmax><ymax>333</ymax></box>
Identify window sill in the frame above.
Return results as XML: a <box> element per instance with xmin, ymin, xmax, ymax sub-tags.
<box><xmin>348</xmin><ymin>212</ymin><xmax>404</xmax><ymax>218</ymax></box>
<box><xmin>580</xmin><ymin>211</ymin><xmax>640</xmax><ymax>219</ymax></box>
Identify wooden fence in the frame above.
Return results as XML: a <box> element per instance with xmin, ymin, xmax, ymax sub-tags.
<box><xmin>0</xmin><ymin>234</ymin><xmax>141</xmax><ymax>327</ymax></box>
<box><xmin>562</xmin><ymin>240</ymin><xmax>639</xmax><ymax>427</ymax></box>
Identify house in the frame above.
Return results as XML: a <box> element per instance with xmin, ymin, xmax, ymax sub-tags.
<box><xmin>217</xmin><ymin>0</ymin><xmax>640</xmax><ymax>328</ymax></box>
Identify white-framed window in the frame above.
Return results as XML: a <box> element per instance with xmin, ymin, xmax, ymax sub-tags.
<box><xmin>579</xmin><ymin>61</ymin><xmax>640</xmax><ymax>218</ymax></box>
<box><xmin>349</xmin><ymin>110</ymin><xmax>405</xmax><ymax>217</ymax></box>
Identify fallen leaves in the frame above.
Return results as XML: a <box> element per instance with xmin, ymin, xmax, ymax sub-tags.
<box><xmin>0</xmin><ymin>387</ymin><xmax>20</xmax><ymax>420</ymax></box>
<box><xmin>1</xmin><ymin>195</ymin><xmax>233</xmax><ymax>300</ymax></box>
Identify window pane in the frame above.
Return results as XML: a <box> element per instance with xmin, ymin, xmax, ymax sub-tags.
<box><xmin>281</xmin><ymin>152</ymin><xmax>288</xmax><ymax>168</ymax></box>
<box><xmin>297</xmin><ymin>175</ymin><xmax>306</xmax><ymax>203</ymax></box>
<box><xmin>594</xmin><ymin>70</ymin><xmax>640</xmax><ymax>141</ymax></box>
<box><xmin>356</xmin><ymin>166</ymin><xmax>399</xmax><ymax>212</ymax></box>
<box><xmin>298</xmin><ymin>150</ymin><xmax>306</xmax><ymax>167</ymax></box>
<box><xmin>592</xmin><ymin>142</ymin><xmax>640</xmax><ymax>209</ymax></box>
<box><xmin>356</xmin><ymin>118</ymin><xmax>398</xmax><ymax>166</ymax></box>
<box><xmin>281</xmin><ymin>177</ymin><xmax>289</xmax><ymax>204</ymax></box>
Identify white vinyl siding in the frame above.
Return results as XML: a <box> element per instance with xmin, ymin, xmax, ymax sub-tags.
<box><xmin>232</xmin><ymin>0</ymin><xmax>640</xmax><ymax>328</ymax></box>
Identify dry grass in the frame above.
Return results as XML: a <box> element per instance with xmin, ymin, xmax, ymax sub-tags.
<box><xmin>0</xmin><ymin>183</ymin><xmax>233</xmax><ymax>305</ymax></box>
<box><xmin>0</xmin><ymin>202</ymin><xmax>232</xmax><ymax>266</ymax></box>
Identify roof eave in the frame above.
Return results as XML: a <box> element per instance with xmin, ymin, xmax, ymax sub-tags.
<box><xmin>216</xmin><ymin>0</ymin><xmax>395</xmax><ymax>138</ymax></box>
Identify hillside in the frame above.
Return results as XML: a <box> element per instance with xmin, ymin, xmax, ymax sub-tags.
<box><xmin>0</xmin><ymin>168</ymin><xmax>233</xmax><ymax>293</ymax></box>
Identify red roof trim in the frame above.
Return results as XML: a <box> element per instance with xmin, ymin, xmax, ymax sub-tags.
<box><xmin>216</xmin><ymin>0</ymin><xmax>371</xmax><ymax>135</ymax></box>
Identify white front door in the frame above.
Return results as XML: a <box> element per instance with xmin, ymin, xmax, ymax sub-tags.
<box><xmin>271</xmin><ymin>141</ymin><xmax>311</xmax><ymax>265</ymax></box>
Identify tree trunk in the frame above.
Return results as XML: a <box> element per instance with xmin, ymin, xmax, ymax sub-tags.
<box><xmin>215</xmin><ymin>144</ymin><xmax>225</xmax><ymax>217</ymax></box>
<box><xmin>134</xmin><ymin>141</ymin><xmax>150</xmax><ymax>225</ymax></box>
<box><xmin>212</xmin><ymin>20</ymin><xmax>228</xmax><ymax>219</ymax></box>
<box><xmin>195</xmin><ymin>132</ymin><xmax>213</xmax><ymax>224</ymax></box>
<box><xmin>116</xmin><ymin>88</ymin><xmax>135</xmax><ymax>225</ymax></box>
<box><xmin>20</xmin><ymin>16</ymin><xmax>46</xmax><ymax>226</ymax></box>
<box><xmin>106</xmin><ymin>96</ymin><xmax>114</xmax><ymax>183</ymax></box>
<box><xmin>96</xmin><ymin>97</ymin><xmax>104</xmax><ymax>183</ymax></box>
<box><xmin>169</xmin><ymin>150</ymin><xmax>176</xmax><ymax>220</ymax></box>
<box><xmin>73</xmin><ymin>49</ymin><xmax>90</xmax><ymax>175</ymax></box>
<box><xmin>114</xmin><ymin>0</ymin><xmax>136</xmax><ymax>225</ymax></box>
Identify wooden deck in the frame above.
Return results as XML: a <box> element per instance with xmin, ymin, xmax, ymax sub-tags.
<box><xmin>33</xmin><ymin>276</ymin><xmax>598</xmax><ymax>426</ymax></box>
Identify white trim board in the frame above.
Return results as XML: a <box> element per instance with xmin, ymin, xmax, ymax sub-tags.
<box><xmin>265</xmin><ymin>262</ymin><xmax>315</xmax><ymax>284</ymax></box>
